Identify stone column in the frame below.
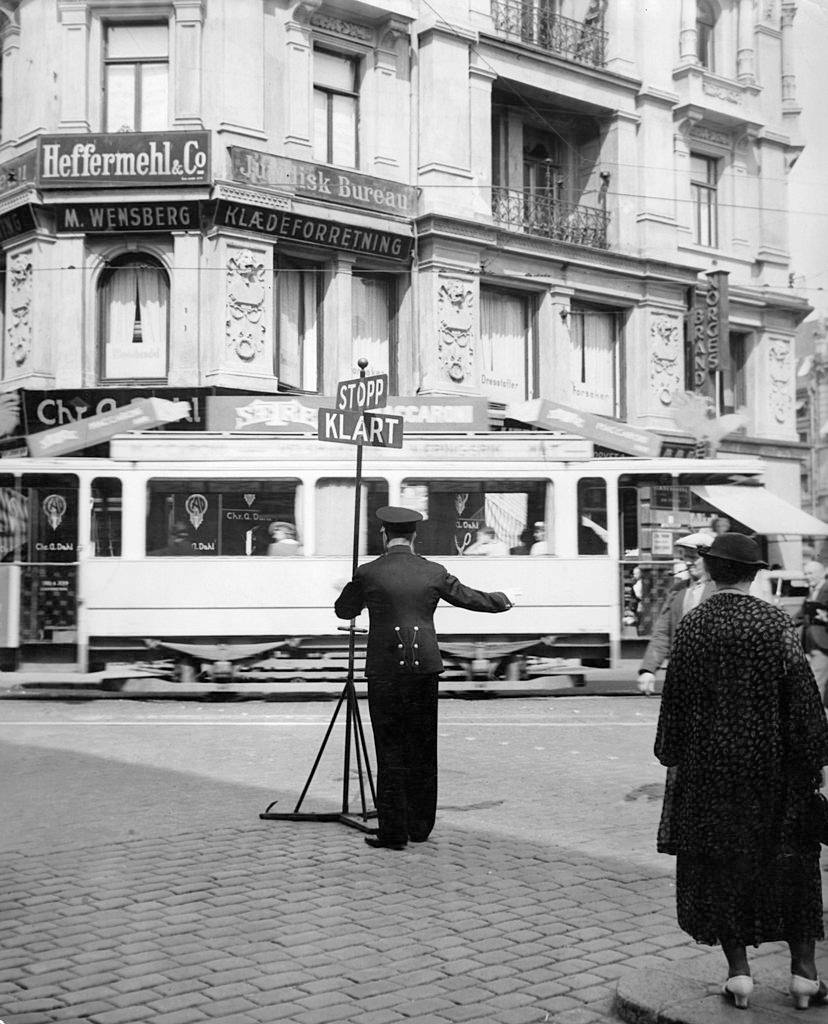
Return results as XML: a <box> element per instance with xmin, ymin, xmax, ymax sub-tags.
<box><xmin>0</xmin><ymin>22</ymin><xmax>19</xmax><ymax>149</ymax></box>
<box><xmin>737</xmin><ymin>0</ymin><xmax>756</xmax><ymax>82</ymax></box>
<box><xmin>540</xmin><ymin>286</ymin><xmax>573</xmax><ymax>402</ymax></box>
<box><xmin>679</xmin><ymin>0</ymin><xmax>697</xmax><ymax>64</ymax></box>
<box><xmin>468</xmin><ymin>62</ymin><xmax>496</xmax><ymax>219</ymax></box>
<box><xmin>282</xmin><ymin>1</ymin><xmax>320</xmax><ymax>158</ymax></box>
<box><xmin>603</xmin><ymin>0</ymin><xmax>636</xmax><ymax>77</ymax></box>
<box><xmin>173</xmin><ymin>1</ymin><xmax>204</xmax><ymax>128</ymax></box>
<box><xmin>370</xmin><ymin>19</ymin><xmax>410</xmax><ymax>178</ymax></box>
<box><xmin>169</xmin><ymin>232</ymin><xmax>201</xmax><ymax>386</ymax></box>
<box><xmin>57</xmin><ymin>1</ymin><xmax>90</xmax><ymax>131</ymax></box>
<box><xmin>780</xmin><ymin>3</ymin><xmax>797</xmax><ymax>107</ymax></box>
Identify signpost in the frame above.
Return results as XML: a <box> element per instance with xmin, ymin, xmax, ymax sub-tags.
<box><xmin>261</xmin><ymin>360</ymin><xmax>405</xmax><ymax>833</ymax></box>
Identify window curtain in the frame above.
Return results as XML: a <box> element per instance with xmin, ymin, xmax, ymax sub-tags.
<box><xmin>277</xmin><ymin>268</ymin><xmax>318</xmax><ymax>390</ymax></box>
<box><xmin>484</xmin><ymin>493</ymin><xmax>527</xmax><ymax>550</ymax></box>
<box><xmin>569</xmin><ymin>309</ymin><xmax>616</xmax><ymax>416</ymax></box>
<box><xmin>103</xmin><ymin>263</ymin><xmax>167</xmax><ymax>379</ymax></box>
<box><xmin>352</xmin><ymin>275</ymin><xmax>392</xmax><ymax>378</ymax></box>
<box><xmin>479</xmin><ymin>289</ymin><xmax>528</xmax><ymax>403</ymax></box>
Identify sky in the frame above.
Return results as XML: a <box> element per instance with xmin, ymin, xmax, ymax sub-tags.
<box><xmin>788</xmin><ymin>0</ymin><xmax>828</xmax><ymax>319</ymax></box>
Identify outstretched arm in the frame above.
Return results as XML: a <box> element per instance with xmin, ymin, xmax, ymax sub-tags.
<box><xmin>438</xmin><ymin>571</ymin><xmax>514</xmax><ymax>613</ymax></box>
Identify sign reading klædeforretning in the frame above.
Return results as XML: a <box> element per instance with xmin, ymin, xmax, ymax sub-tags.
<box><xmin>38</xmin><ymin>132</ymin><xmax>211</xmax><ymax>188</ymax></box>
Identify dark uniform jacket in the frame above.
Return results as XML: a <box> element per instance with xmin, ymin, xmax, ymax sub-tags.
<box><xmin>334</xmin><ymin>546</ymin><xmax>512</xmax><ymax>676</ymax></box>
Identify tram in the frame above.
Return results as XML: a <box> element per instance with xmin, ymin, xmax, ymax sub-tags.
<box><xmin>0</xmin><ymin>428</ymin><xmax>817</xmax><ymax>683</ymax></box>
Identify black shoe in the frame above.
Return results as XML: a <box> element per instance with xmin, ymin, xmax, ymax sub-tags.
<box><xmin>364</xmin><ymin>837</ymin><xmax>407</xmax><ymax>850</ymax></box>
<box><xmin>409</xmin><ymin>836</ymin><xmax>429</xmax><ymax>843</ymax></box>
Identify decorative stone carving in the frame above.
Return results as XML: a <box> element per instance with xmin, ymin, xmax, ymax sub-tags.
<box><xmin>689</xmin><ymin>124</ymin><xmax>732</xmax><ymax>148</ymax></box>
<box><xmin>309</xmin><ymin>12</ymin><xmax>372</xmax><ymax>41</ymax></box>
<box><xmin>768</xmin><ymin>336</ymin><xmax>793</xmax><ymax>424</ymax></box>
<box><xmin>437</xmin><ymin>279</ymin><xmax>474</xmax><ymax>384</ymax></box>
<box><xmin>649</xmin><ymin>315</ymin><xmax>682</xmax><ymax>405</ymax></box>
<box><xmin>762</xmin><ymin>0</ymin><xmax>777</xmax><ymax>22</ymax></box>
<box><xmin>7</xmin><ymin>251</ymin><xmax>32</xmax><ymax>367</ymax></box>
<box><xmin>225</xmin><ymin>250</ymin><xmax>266</xmax><ymax>363</ymax></box>
<box><xmin>703</xmin><ymin>80</ymin><xmax>741</xmax><ymax>104</ymax></box>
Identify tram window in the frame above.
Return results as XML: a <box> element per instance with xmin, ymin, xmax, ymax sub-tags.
<box><xmin>146</xmin><ymin>479</ymin><xmax>302</xmax><ymax>556</ymax></box>
<box><xmin>578</xmin><ymin>478</ymin><xmax>608</xmax><ymax>555</ymax></box>
<box><xmin>315</xmin><ymin>479</ymin><xmax>389</xmax><ymax>556</ymax></box>
<box><xmin>399</xmin><ymin>479</ymin><xmax>551</xmax><ymax>557</ymax></box>
<box><xmin>22</xmin><ymin>474</ymin><xmax>79</xmax><ymax>563</ymax></box>
<box><xmin>0</xmin><ymin>476</ymin><xmax>26</xmax><ymax>562</ymax></box>
<box><xmin>92</xmin><ymin>478</ymin><xmax>122</xmax><ymax>557</ymax></box>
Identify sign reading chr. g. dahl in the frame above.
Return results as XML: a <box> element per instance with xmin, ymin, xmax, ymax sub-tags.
<box><xmin>38</xmin><ymin>132</ymin><xmax>211</xmax><ymax>188</ymax></box>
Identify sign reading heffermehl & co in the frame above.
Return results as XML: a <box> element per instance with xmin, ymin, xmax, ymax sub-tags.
<box><xmin>38</xmin><ymin>132</ymin><xmax>211</xmax><ymax>188</ymax></box>
<box><xmin>229</xmin><ymin>147</ymin><xmax>417</xmax><ymax>218</ymax></box>
<box><xmin>213</xmin><ymin>200</ymin><xmax>413</xmax><ymax>260</ymax></box>
<box><xmin>54</xmin><ymin>201</ymin><xmax>201</xmax><ymax>233</ymax></box>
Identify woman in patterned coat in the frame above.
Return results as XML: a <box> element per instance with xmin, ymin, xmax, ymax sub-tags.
<box><xmin>655</xmin><ymin>532</ymin><xmax>828</xmax><ymax>1010</ymax></box>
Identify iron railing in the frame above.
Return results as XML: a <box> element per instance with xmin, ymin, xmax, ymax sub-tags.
<box><xmin>490</xmin><ymin>2</ymin><xmax>607</xmax><ymax>67</ymax></box>
<box><xmin>492</xmin><ymin>187</ymin><xmax>610</xmax><ymax>249</ymax></box>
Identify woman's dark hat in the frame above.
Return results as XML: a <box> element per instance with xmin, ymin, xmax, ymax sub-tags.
<box><xmin>697</xmin><ymin>533</ymin><xmax>768</xmax><ymax>567</ymax></box>
<box><xmin>376</xmin><ymin>506</ymin><xmax>423</xmax><ymax>527</ymax></box>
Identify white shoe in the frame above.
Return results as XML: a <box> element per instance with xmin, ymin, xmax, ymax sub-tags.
<box><xmin>721</xmin><ymin>975</ymin><xmax>753</xmax><ymax>1009</ymax></box>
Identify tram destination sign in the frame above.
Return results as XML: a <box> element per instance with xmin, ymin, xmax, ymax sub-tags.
<box><xmin>318</xmin><ymin>408</ymin><xmax>403</xmax><ymax>449</ymax></box>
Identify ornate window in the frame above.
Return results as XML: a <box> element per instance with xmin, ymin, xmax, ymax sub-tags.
<box><xmin>568</xmin><ymin>305</ymin><xmax>621</xmax><ymax>417</ymax></box>
<box><xmin>690</xmin><ymin>153</ymin><xmax>719</xmax><ymax>247</ymax></box>
<box><xmin>104</xmin><ymin>22</ymin><xmax>169</xmax><ymax>132</ymax></box>
<box><xmin>313</xmin><ymin>48</ymin><xmax>359</xmax><ymax>167</ymax></box>
<box><xmin>696</xmin><ymin>0</ymin><xmax>716</xmax><ymax>70</ymax></box>
<box><xmin>98</xmin><ymin>254</ymin><xmax>169</xmax><ymax>381</ymax></box>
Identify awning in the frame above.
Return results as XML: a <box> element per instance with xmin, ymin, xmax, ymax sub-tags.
<box><xmin>691</xmin><ymin>484</ymin><xmax>828</xmax><ymax>537</ymax></box>
<box><xmin>26</xmin><ymin>398</ymin><xmax>191</xmax><ymax>456</ymax></box>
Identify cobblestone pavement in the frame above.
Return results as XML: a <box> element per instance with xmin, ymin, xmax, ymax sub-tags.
<box><xmin>0</xmin><ymin>699</ymin><xmax>823</xmax><ymax>1024</ymax></box>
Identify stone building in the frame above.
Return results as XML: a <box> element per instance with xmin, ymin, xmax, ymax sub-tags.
<box><xmin>0</xmin><ymin>0</ymin><xmax>811</xmax><ymax>494</ymax></box>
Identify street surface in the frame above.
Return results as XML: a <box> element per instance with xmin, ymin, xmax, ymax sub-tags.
<box><xmin>0</xmin><ymin>697</ymin><xmax>819</xmax><ymax>1023</ymax></box>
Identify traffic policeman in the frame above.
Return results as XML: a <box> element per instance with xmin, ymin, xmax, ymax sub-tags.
<box><xmin>334</xmin><ymin>506</ymin><xmax>517</xmax><ymax>850</ymax></box>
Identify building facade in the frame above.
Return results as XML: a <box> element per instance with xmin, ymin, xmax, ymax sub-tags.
<box><xmin>0</xmin><ymin>0</ymin><xmax>811</xmax><ymax>490</ymax></box>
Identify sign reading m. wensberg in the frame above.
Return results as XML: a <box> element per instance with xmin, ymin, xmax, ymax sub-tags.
<box><xmin>38</xmin><ymin>132</ymin><xmax>210</xmax><ymax>188</ymax></box>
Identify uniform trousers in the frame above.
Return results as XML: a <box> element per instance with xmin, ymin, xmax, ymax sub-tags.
<box><xmin>367</xmin><ymin>672</ymin><xmax>439</xmax><ymax>844</ymax></box>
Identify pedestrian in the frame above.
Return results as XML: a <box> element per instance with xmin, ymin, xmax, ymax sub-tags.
<box><xmin>334</xmin><ymin>506</ymin><xmax>518</xmax><ymax>850</ymax></box>
<box><xmin>464</xmin><ymin>525</ymin><xmax>509</xmax><ymax>556</ymax></box>
<box><xmin>149</xmin><ymin>519</ymin><xmax>192</xmax><ymax>556</ymax></box>
<box><xmin>654</xmin><ymin>532</ymin><xmax>828</xmax><ymax>1010</ymax></box>
<box><xmin>267</xmin><ymin>521</ymin><xmax>302</xmax><ymax>556</ymax></box>
<box><xmin>636</xmin><ymin>533</ymin><xmax>715</xmax><ymax>695</ymax></box>
<box><xmin>799</xmin><ymin>560</ymin><xmax>828</xmax><ymax>706</ymax></box>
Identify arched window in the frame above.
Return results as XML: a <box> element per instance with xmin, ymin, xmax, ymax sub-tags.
<box><xmin>98</xmin><ymin>254</ymin><xmax>169</xmax><ymax>381</ymax></box>
<box><xmin>696</xmin><ymin>0</ymin><xmax>716</xmax><ymax>70</ymax></box>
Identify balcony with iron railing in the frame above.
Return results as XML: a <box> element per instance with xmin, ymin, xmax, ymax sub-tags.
<box><xmin>492</xmin><ymin>187</ymin><xmax>610</xmax><ymax>249</ymax></box>
<box><xmin>489</xmin><ymin>2</ymin><xmax>607</xmax><ymax>68</ymax></box>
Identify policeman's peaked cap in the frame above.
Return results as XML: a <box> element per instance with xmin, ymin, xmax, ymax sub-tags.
<box><xmin>376</xmin><ymin>506</ymin><xmax>424</xmax><ymax>527</ymax></box>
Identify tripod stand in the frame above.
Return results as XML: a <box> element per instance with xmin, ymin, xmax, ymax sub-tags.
<box><xmin>260</xmin><ymin>362</ymin><xmax>379</xmax><ymax>832</ymax></box>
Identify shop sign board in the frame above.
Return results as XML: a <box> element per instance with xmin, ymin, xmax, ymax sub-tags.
<box><xmin>206</xmin><ymin>394</ymin><xmax>488</xmax><ymax>433</ymax></box>
<box><xmin>27</xmin><ymin>398</ymin><xmax>191</xmax><ymax>456</ymax></box>
<box><xmin>22</xmin><ymin>387</ymin><xmax>209</xmax><ymax>434</ymax></box>
<box><xmin>38</xmin><ymin>132</ymin><xmax>211</xmax><ymax>188</ymax></box>
<box><xmin>54</xmin><ymin>201</ymin><xmax>201</xmax><ymax>233</ymax></box>
<box><xmin>506</xmin><ymin>399</ymin><xmax>662</xmax><ymax>458</ymax></box>
<box><xmin>229</xmin><ymin>147</ymin><xmax>417</xmax><ymax>218</ymax></box>
<box><xmin>0</xmin><ymin>204</ymin><xmax>36</xmax><ymax>243</ymax></box>
<box><xmin>213</xmin><ymin>199</ymin><xmax>413</xmax><ymax>260</ymax></box>
<box><xmin>0</xmin><ymin>151</ymin><xmax>37</xmax><ymax>196</ymax></box>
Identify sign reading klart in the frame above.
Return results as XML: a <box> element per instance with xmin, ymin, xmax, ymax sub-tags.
<box><xmin>38</xmin><ymin>132</ymin><xmax>211</xmax><ymax>188</ymax></box>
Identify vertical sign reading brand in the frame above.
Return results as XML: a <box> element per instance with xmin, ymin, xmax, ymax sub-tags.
<box><xmin>705</xmin><ymin>269</ymin><xmax>730</xmax><ymax>383</ymax></box>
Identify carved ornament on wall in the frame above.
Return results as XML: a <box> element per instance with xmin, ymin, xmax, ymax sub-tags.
<box><xmin>310</xmin><ymin>12</ymin><xmax>372</xmax><ymax>40</ymax></box>
<box><xmin>703</xmin><ymin>80</ymin><xmax>741</xmax><ymax>104</ymax></box>
<box><xmin>689</xmin><ymin>124</ymin><xmax>732</xmax><ymax>148</ymax></box>
<box><xmin>7</xmin><ymin>251</ymin><xmax>32</xmax><ymax>367</ymax></box>
<box><xmin>649</xmin><ymin>315</ymin><xmax>681</xmax><ymax>405</ymax></box>
<box><xmin>437</xmin><ymin>280</ymin><xmax>474</xmax><ymax>384</ymax></box>
<box><xmin>226</xmin><ymin>250</ymin><xmax>266</xmax><ymax>363</ymax></box>
<box><xmin>768</xmin><ymin>336</ymin><xmax>793</xmax><ymax>424</ymax></box>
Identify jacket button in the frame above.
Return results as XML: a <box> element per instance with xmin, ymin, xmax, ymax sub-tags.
<box><xmin>414</xmin><ymin>643</ymin><xmax>418</xmax><ymax>649</ymax></box>
<box><xmin>398</xmin><ymin>644</ymin><xmax>403</xmax><ymax>649</ymax></box>
<box><xmin>414</xmin><ymin>660</ymin><xmax>419</xmax><ymax>666</ymax></box>
<box><xmin>399</xmin><ymin>661</ymin><xmax>405</xmax><ymax>666</ymax></box>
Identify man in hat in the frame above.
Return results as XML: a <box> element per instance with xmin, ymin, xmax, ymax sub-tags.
<box><xmin>637</xmin><ymin>532</ymin><xmax>716</xmax><ymax>695</ymax></box>
<box><xmin>800</xmin><ymin>559</ymin><xmax>828</xmax><ymax>704</ymax></box>
<box><xmin>334</xmin><ymin>506</ymin><xmax>518</xmax><ymax>850</ymax></box>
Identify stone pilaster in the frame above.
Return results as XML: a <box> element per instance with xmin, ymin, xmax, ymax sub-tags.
<box><xmin>173</xmin><ymin>1</ymin><xmax>204</xmax><ymax>128</ymax></box>
<box><xmin>57</xmin><ymin>1</ymin><xmax>90</xmax><ymax>131</ymax></box>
